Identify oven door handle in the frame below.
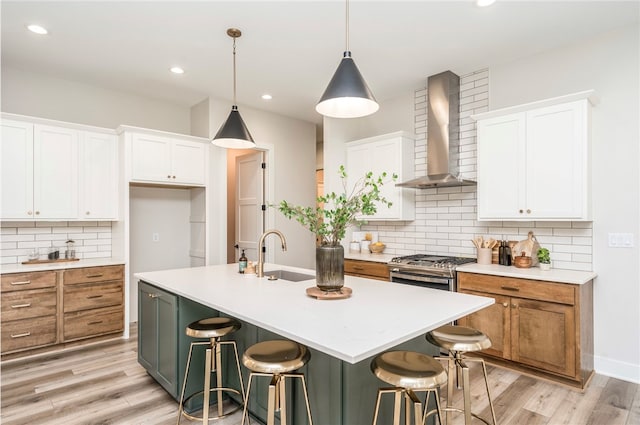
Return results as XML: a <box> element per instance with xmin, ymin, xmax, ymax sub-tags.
<box><xmin>390</xmin><ymin>271</ymin><xmax>451</xmax><ymax>285</ymax></box>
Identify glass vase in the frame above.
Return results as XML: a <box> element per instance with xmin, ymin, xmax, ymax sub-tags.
<box><xmin>315</xmin><ymin>244</ymin><xmax>344</xmax><ymax>291</ymax></box>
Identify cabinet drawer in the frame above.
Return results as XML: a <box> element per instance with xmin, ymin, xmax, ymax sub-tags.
<box><xmin>1</xmin><ymin>288</ymin><xmax>57</xmax><ymax>321</ymax></box>
<box><xmin>64</xmin><ymin>281</ymin><xmax>123</xmax><ymax>313</ymax></box>
<box><xmin>64</xmin><ymin>265</ymin><xmax>123</xmax><ymax>285</ymax></box>
<box><xmin>64</xmin><ymin>306</ymin><xmax>123</xmax><ymax>341</ymax></box>
<box><xmin>345</xmin><ymin>260</ymin><xmax>390</xmax><ymax>280</ymax></box>
<box><xmin>458</xmin><ymin>272</ymin><xmax>574</xmax><ymax>305</ymax></box>
<box><xmin>1</xmin><ymin>271</ymin><xmax>56</xmax><ymax>292</ymax></box>
<box><xmin>1</xmin><ymin>315</ymin><xmax>57</xmax><ymax>353</ymax></box>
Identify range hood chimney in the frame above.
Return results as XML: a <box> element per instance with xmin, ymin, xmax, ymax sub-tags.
<box><xmin>396</xmin><ymin>71</ymin><xmax>476</xmax><ymax>189</ymax></box>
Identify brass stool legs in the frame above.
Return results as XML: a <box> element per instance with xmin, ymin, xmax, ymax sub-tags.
<box><xmin>372</xmin><ymin>387</ymin><xmax>444</xmax><ymax>425</ymax></box>
<box><xmin>241</xmin><ymin>371</ymin><xmax>313</xmax><ymax>425</ymax></box>
<box><xmin>437</xmin><ymin>352</ymin><xmax>497</xmax><ymax>425</ymax></box>
<box><xmin>177</xmin><ymin>338</ymin><xmax>246</xmax><ymax>424</ymax></box>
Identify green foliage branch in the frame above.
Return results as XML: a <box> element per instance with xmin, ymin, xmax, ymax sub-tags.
<box><xmin>278</xmin><ymin>166</ymin><xmax>397</xmax><ymax>246</ymax></box>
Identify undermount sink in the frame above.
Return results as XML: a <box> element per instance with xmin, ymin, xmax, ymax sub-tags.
<box><xmin>264</xmin><ymin>269</ymin><xmax>315</xmax><ymax>282</ymax></box>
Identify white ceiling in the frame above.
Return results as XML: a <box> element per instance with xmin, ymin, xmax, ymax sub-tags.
<box><xmin>2</xmin><ymin>1</ymin><xmax>638</xmax><ymax>125</ymax></box>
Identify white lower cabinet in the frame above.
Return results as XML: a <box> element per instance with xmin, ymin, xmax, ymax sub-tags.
<box><xmin>129</xmin><ymin>132</ymin><xmax>206</xmax><ymax>186</ymax></box>
<box><xmin>346</xmin><ymin>131</ymin><xmax>415</xmax><ymax>221</ymax></box>
<box><xmin>474</xmin><ymin>91</ymin><xmax>593</xmax><ymax>221</ymax></box>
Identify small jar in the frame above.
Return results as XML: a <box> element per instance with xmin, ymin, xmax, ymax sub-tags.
<box><xmin>65</xmin><ymin>240</ymin><xmax>76</xmax><ymax>259</ymax></box>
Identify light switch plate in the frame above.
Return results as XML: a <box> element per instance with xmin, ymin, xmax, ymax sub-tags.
<box><xmin>608</xmin><ymin>233</ymin><xmax>634</xmax><ymax>248</ymax></box>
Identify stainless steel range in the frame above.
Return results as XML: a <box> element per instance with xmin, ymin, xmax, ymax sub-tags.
<box><xmin>388</xmin><ymin>254</ymin><xmax>476</xmax><ymax>291</ymax></box>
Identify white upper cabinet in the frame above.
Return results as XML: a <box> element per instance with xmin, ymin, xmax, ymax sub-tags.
<box><xmin>1</xmin><ymin>115</ymin><xmax>119</xmax><ymax>221</ymax></box>
<box><xmin>1</xmin><ymin>120</ymin><xmax>34</xmax><ymax>219</ymax></box>
<box><xmin>473</xmin><ymin>91</ymin><xmax>593</xmax><ymax>221</ymax></box>
<box><xmin>130</xmin><ymin>132</ymin><xmax>206</xmax><ymax>186</ymax></box>
<box><xmin>346</xmin><ymin>131</ymin><xmax>415</xmax><ymax>221</ymax></box>
<box><xmin>1</xmin><ymin>122</ymin><xmax>78</xmax><ymax>220</ymax></box>
<box><xmin>79</xmin><ymin>131</ymin><xmax>118</xmax><ymax>220</ymax></box>
<box><xmin>33</xmin><ymin>125</ymin><xmax>79</xmax><ymax>220</ymax></box>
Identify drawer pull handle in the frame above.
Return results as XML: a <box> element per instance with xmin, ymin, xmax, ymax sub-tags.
<box><xmin>85</xmin><ymin>274</ymin><xmax>104</xmax><ymax>278</ymax></box>
<box><xmin>353</xmin><ymin>266</ymin><xmax>365</xmax><ymax>271</ymax></box>
<box><xmin>148</xmin><ymin>293</ymin><xmax>160</xmax><ymax>299</ymax></box>
<box><xmin>10</xmin><ymin>280</ymin><xmax>31</xmax><ymax>286</ymax></box>
<box><xmin>11</xmin><ymin>332</ymin><xmax>31</xmax><ymax>338</ymax></box>
<box><xmin>86</xmin><ymin>295</ymin><xmax>103</xmax><ymax>299</ymax></box>
<box><xmin>88</xmin><ymin>321</ymin><xmax>103</xmax><ymax>326</ymax></box>
<box><xmin>501</xmin><ymin>286</ymin><xmax>520</xmax><ymax>291</ymax></box>
<box><xmin>11</xmin><ymin>303</ymin><xmax>32</xmax><ymax>309</ymax></box>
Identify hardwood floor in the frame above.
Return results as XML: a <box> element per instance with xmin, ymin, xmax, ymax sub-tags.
<box><xmin>1</xmin><ymin>325</ymin><xmax>638</xmax><ymax>425</ymax></box>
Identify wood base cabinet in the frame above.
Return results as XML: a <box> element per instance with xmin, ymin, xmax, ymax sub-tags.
<box><xmin>344</xmin><ymin>259</ymin><xmax>390</xmax><ymax>281</ymax></box>
<box><xmin>1</xmin><ymin>265</ymin><xmax>125</xmax><ymax>357</ymax></box>
<box><xmin>457</xmin><ymin>272</ymin><xmax>593</xmax><ymax>388</ymax></box>
<box><xmin>63</xmin><ymin>265</ymin><xmax>124</xmax><ymax>341</ymax></box>
<box><xmin>1</xmin><ymin>271</ymin><xmax>58</xmax><ymax>354</ymax></box>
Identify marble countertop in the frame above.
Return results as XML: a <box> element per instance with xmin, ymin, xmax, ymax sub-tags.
<box><xmin>456</xmin><ymin>263</ymin><xmax>597</xmax><ymax>285</ymax></box>
<box><xmin>1</xmin><ymin>258</ymin><xmax>126</xmax><ymax>274</ymax></box>
<box><xmin>135</xmin><ymin>263</ymin><xmax>494</xmax><ymax>364</ymax></box>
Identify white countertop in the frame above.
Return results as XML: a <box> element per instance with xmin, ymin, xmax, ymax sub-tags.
<box><xmin>456</xmin><ymin>263</ymin><xmax>597</xmax><ymax>285</ymax></box>
<box><xmin>1</xmin><ymin>258</ymin><xmax>126</xmax><ymax>274</ymax></box>
<box><xmin>135</xmin><ymin>263</ymin><xmax>494</xmax><ymax>364</ymax></box>
<box><xmin>344</xmin><ymin>251</ymin><xmax>395</xmax><ymax>263</ymax></box>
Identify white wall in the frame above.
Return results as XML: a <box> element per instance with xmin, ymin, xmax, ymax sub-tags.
<box><xmin>489</xmin><ymin>24</ymin><xmax>640</xmax><ymax>383</ymax></box>
<box><xmin>1</xmin><ymin>66</ymin><xmax>191</xmax><ymax>133</ymax></box>
<box><xmin>128</xmin><ymin>186</ymin><xmax>193</xmax><ymax>320</ymax></box>
<box><xmin>208</xmin><ymin>100</ymin><xmax>317</xmax><ymax>269</ymax></box>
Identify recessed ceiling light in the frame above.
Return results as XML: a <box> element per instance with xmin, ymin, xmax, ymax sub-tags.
<box><xmin>170</xmin><ymin>67</ymin><xmax>185</xmax><ymax>74</ymax></box>
<box><xmin>476</xmin><ymin>0</ymin><xmax>496</xmax><ymax>7</ymax></box>
<box><xmin>27</xmin><ymin>24</ymin><xmax>48</xmax><ymax>35</ymax></box>
<box><xmin>261</xmin><ymin>94</ymin><xmax>272</xmax><ymax>100</ymax></box>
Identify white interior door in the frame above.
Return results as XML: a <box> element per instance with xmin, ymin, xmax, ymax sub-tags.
<box><xmin>236</xmin><ymin>151</ymin><xmax>264</xmax><ymax>263</ymax></box>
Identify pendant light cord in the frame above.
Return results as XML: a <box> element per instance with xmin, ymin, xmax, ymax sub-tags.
<box><xmin>232</xmin><ymin>36</ymin><xmax>237</xmax><ymax>106</ymax></box>
<box><xmin>345</xmin><ymin>0</ymin><xmax>350</xmax><ymax>52</ymax></box>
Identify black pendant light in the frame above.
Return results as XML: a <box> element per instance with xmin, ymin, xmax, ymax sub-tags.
<box><xmin>212</xmin><ymin>28</ymin><xmax>255</xmax><ymax>149</ymax></box>
<box><xmin>316</xmin><ymin>0</ymin><xmax>378</xmax><ymax>118</ymax></box>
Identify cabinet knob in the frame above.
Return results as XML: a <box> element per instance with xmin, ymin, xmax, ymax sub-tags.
<box><xmin>526</xmin><ymin>209</ymin><xmax>531</xmax><ymax>214</ymax></box>
<box><xmin>86</xmin><ymin>211</ymin><xmax>91</xmax><ymax>215</ymax></box>
<box><xmin>27</xmin><ymin>210</ymin><xmax>33</xmax><ymax>215</ymax></box>
<box><xmin>519</xmin><ymin>209</ymin><xmax>523</xmax><ymax>214</ymax></box>
<box><xmin>511</xmin><ymin>304</ymin><xmax>518</xmax><ymax>308</ymax></box>
<box><xmin>167</xmin><ymin>175</ymin><xmax>172</xmax><ymax>179</ymax></box>
<box><xmin>502</xmin><ymin>302</ymin><xmax>509</xmax><ymax>308</ymax></box>
<box><xmin>35</xmin><ymin>211</ymin><xmax>40</xmax><ymax>215</ymax></box>
<box><xmin>172</xmin><ymin>175</ymin><xmax>176</xmax><ymax>179</ymax></box>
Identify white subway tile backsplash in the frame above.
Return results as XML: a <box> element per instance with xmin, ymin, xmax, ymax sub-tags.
<box><xmin>0</xmin><ymin>222</ymin><xmax>113</xmax><ymax>263</ymax></box>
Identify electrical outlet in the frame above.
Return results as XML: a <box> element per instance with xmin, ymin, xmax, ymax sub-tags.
<box><xmin>152</xmin><ymin>233</ymin><xmax>160</xmax><ymax>242</ymax></box>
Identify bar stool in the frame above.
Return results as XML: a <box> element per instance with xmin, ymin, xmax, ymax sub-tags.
<box><xmin>426</xmin><ymin>325</ymin><xmax>498</xmax><ymax>425</ymax></box>
<box><xmin>370</xmin><ymin>350</ymin><xmax>447</xmax><ymax>425</ymax></box>
<box><xmin>177</xmin><ymin>317</ymin><xmax>246</xmax><ymax>424</ymax></box>
<box><xmin>240</xmin><ymin>340</ymin><xmax>313</xmax><ymax>425</ymax></box>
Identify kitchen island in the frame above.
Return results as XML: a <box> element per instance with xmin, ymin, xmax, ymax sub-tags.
<box><xmin>136</xmin><ymin>263</ymin><xmax>493</xmax><ymax>424</ymax></box>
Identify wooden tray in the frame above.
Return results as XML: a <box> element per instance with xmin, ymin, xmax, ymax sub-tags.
<box><xmin>21</xmin><ymin>258</ymin><xmax>80</xmax><ymax>265</ymax></box>
<box><xmin>306</xmin><ymin>286</ymin><xmax>352</xmax><ymax>300</ymax></box>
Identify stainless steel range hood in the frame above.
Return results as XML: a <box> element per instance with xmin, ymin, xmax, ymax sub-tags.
<box><xmin>397</xmin><ymin>71</ymin><xmax>476</xmax><ymax>189</ymax></box>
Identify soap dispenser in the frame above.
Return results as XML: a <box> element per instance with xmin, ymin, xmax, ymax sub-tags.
<box><xmin>239</xmin><ymin>249</ymin><xmax>248</xmax><ymax>273</ymax></box>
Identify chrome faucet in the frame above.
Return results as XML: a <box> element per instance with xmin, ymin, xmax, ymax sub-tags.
<box><xmin>256</xmin><ymin>229</ymin><xmax>287</xmax><ymax>277</ymax></box>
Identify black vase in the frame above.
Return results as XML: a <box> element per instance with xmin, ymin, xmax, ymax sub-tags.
<box><xmin>315</xmin><ymin>244</ymin><xmax>344</xmax><ymax>291</ymax></box>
